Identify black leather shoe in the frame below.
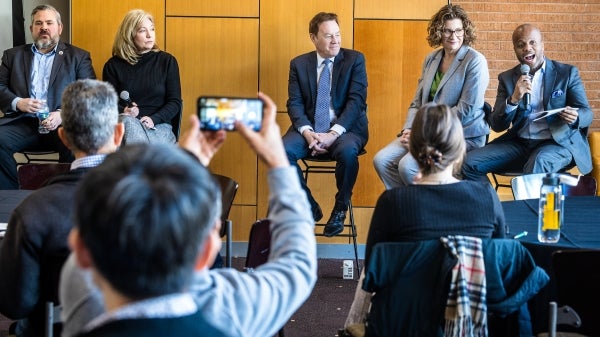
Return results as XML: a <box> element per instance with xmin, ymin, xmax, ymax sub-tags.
<box><xmin>311</xmin><ymin>203</ymin><xmax>323</xmax><ymax>222</ymax></box>
<box><xmin>323</xmin><ymin>210</ymin><xmax>346</xmax><ymax>237</ymax></box>
<box><xmin>337</xmin><ymin>329</ymin><xmax>353</xmax><ymax>337</ymax></box>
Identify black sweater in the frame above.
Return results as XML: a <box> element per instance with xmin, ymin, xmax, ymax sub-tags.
<box><xmin>365</xmin><ymin>180</ymin><xmax>506</xmax><ymax>269</ymax></box>
<box><xmin>102</xmin><ymin>51</ymin><xmax>182</xmax><ymax>125</ymax></box>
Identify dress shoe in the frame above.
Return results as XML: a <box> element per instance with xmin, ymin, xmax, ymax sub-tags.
<box><xmin>337</xmin><ymin>329</ymin><xmax>353</xmax><ymax>337</ymax></box>
<box><xmin>311</xmin><ymin>202</ymin><xmax>323</xmax><ymax>222</ymax></box>
<box><xmin>323</xmin><ymin>210</ymin><xmax>346</xmax><ymax>237</ymax></box>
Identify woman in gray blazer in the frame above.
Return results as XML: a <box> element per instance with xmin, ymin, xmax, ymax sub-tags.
<box><xmin>373</xmin><ymin>4</ymin><xmax>489</xmax><ymax>189</ymax></box>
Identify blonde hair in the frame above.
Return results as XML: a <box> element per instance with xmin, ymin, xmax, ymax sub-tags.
<box><xmin>112</xmin><ymin>9</ymin><xmax>160</xmax><ymax>65</ymax></box>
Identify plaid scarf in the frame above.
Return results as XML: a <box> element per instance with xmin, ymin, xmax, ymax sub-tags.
<box><xmin>441</xmin><ymin>236</ymin><xmax>487</xmax><ymax>337</ymax></box>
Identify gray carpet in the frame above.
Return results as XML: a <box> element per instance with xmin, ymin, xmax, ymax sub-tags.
<box><xmin>230</xmin><ymin>257</ymin><xmax>359</xmax><ymax>337</ymax></box>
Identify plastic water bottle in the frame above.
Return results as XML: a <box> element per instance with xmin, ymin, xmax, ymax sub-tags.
<box><xmin>537</xmin><ymin>173</ymin><xmax>563</xmax><ymax>243</ymax></box>
<box><xmin>36</xmin><ymin>99</ymin><xmax>50</xmax><ymax>134</ymax></box>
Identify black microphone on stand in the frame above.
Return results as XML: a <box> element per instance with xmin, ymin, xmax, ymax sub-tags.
<box><xmin>520</xmin><ymin>64</ymin><xmax>531</xmax><ymax>107</ymax></box>
<box><xmin>119</xmin><ymin>91</ymin><xmax>134</xmax><ymax>108</ymax></box>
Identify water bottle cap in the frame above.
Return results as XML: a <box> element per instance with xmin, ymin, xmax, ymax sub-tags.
<box><xmin>543</xmin><ymin>173</ymin><xmax>560</xmax><ymax>185</ymax></box>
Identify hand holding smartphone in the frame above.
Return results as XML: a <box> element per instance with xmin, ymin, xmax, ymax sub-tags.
<box><xmin>198</xmin><ymin>96</ymin><xmax>263</xmax><ymax>131</ymax></box>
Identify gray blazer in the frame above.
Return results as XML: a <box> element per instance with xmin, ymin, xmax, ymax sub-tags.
<box><xmin>404</xmin><ymin>45</ymin><xmax>490</xmax><ymax>139</ymax></box>
<box><xmin>491</xmin><ymin>59</ymin><xmax>593</xmax><ymax>174</ymax></box>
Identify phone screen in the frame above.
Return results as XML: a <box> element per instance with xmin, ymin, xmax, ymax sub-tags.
<box><xmin>197</xmin><ymin>96</ymin><xmax>263</xmax><ymax>131</ymax></box>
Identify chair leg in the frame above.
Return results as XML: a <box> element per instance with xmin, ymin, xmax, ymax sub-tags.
<box><xmin>45</xmin><ymin>302</ymin><xmax>54</xmax><ymax>337</ymax></box>
<box><xmin>225</xmin><ymin>220</ymin><xmax>232</xmax><ymax>268</ymax></box>
<box><xmin>348</xmin><ymin>201</ymin><xmax>360</xmax><ymax>278</ymax></box>
<box><xmin>548</xmin><ymin>301</ymin><xmax>557</xmax><ymax>337</ymax></box>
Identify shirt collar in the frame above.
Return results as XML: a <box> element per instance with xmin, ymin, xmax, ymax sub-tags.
<box><xmin>83</xmin><ymin>292</ymin><xmax>197</xmax><ymax>333</ymax></box>
<box><xmin>31</xmin><ymin>43</ymin><xmax>58</xmax><ymax>56</ymax></box>
<box><xmin>316</xmin><ymin>54</ymin><xmax>334</xmax><ymax>67</ymax></box>
<box><xmin>71</xmin><ymin>154</ymin><xmax>107</xmax><ymax>170</ymax></box>
<box><xmin>531</xmin><ymin>58</ymin><xmax>546</xmax><ymax>76</ymax></box>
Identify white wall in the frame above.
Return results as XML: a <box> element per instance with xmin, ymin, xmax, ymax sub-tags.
<box><xmin>23</xmin><ymin>0</ymin><xmax>70</xmax><ymax>44</ymax></box>
<box><xmin>0</xmin><ymin>2</ymin><xmax>13</xmax><ymax>53</ymax></box>
<box><xmin>2</xmin><ymin>0</ymin><xmax>71</xmax><ymax>50</ymax></box>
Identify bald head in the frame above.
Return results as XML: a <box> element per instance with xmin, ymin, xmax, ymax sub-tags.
<box><xmin>512</xmin><ymin>24</ymin><xmax>545</xmax><ymax>73</ymax></box>
<box><xmin>512</xmin><ymin>24</ymin><xmax>541</xmax><ymax>44</ymax></box>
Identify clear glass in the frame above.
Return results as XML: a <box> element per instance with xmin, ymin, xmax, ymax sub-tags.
<box><xmin>537</xmin><ymin>182</ymin><xmax>563</xmax><ymax>243</ymax></box>
<box><xmin>36</xmin><ymin>99</ymin><xmax>50</xmax><ymax>134</ymax></box>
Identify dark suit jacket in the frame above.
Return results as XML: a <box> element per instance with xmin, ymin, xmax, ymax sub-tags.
<box><xmin>0</xmin><ymin>168</ymin><xmax>90</xmax><ymax>337</ymax></box>
<box><xmin>491</xmin><ymin>59</ymin><xmax>593</xmax><ymax>174</ymax></box>
<box><xmin>0</xmin><ymin>42</ymin><xmax>96</xmax><ymax>122</ymax></box>
<box><xmin>286</xmin><ymin>48</ymin><xmax>368</xmax><ymax>139</ymax></box>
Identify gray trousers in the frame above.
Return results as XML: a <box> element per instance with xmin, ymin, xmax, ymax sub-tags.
<box><xmin>120</xmin><ymin>115</ymin><xmax>176</xmax><ymax>146</ymax></box>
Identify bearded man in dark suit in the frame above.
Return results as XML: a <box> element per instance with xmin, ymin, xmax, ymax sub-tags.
<box><xmin>0</xmin><ymin>4</ymin><xmax>95</xmax><ymax>189</ymax></box>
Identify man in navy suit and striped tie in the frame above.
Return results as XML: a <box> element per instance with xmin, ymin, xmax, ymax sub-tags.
<box><xmin>282</xmin><ymin>12</ymin><xmax>368</xmax><ymax>237</ymax></box>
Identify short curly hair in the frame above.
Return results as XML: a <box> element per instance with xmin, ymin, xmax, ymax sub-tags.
<box><xmin>426</xmin><ymin>4</ymin><xmax>476</xmax><ymax>48</ymax></box>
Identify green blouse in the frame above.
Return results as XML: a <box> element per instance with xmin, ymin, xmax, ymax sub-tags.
<box><xmin>429</xmin><ymin>70</ymin><xmax>444</xmax><ymax>101</ymax></box>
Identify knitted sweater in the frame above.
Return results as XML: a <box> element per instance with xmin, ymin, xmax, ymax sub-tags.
<box><xmin>365</xmin><ymin>180</ymin><xmax>506</xmax><ymax>269</ymax></box>
<box><xmin>102</xmin><ymin>50</ymin><xmax>182</xmax><ymax>125</ymax></box>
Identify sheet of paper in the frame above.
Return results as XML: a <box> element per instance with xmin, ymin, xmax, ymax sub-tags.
<box><xmin>532</xmin><ymin>107</ymin><xmax>577</xmax><ymax>122</ymax></box>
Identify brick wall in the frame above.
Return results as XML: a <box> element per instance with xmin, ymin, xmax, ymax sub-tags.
<box><xmin>455</xmin><ymin>0</ymin><xmax>600</xmax><ymax>130</ymax></box>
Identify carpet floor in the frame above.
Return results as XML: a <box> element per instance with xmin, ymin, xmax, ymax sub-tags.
<box><xmin>0</xmin><ymin>258</ymin><xmax>360</xmax><ymax>337</ymax></box>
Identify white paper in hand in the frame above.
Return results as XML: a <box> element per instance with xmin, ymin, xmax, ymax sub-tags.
<box><xmin>531</xmin><ymin>107</ymin><xmax>577</xmax><ymax>122</ymax></box>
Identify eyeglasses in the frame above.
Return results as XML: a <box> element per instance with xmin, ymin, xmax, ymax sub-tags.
<box><xmin>442</xmin><ymin>28</ymin><xmax>464</xmax><ymax>37</ymax></box>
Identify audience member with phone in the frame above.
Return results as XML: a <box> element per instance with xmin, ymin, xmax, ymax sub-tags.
<box><xmin>59</xmin><ymin>92</ymin><xmax>317</xmax><ymax>337</ymax></box>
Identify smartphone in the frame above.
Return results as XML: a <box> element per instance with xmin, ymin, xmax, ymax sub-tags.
<box><xmin>197</xmin><ymin>96</ymin><xmax>263</xmax><ymax>131</ymax></box>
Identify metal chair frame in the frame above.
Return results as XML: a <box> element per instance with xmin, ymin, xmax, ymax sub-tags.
<box><xmin>299</xmin><ymin>150</ymin><xmax>366</xmax><ymax>277</ymax></box>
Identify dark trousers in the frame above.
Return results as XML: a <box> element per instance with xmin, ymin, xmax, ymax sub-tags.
<box><xmin>282</xmin><ymin>127</ymin><xmax>366</xmax><ymax>211</ymax></box>
<box><xmin>462</xmin><ymin>136</ymin><xmax>574</xmax><ymax>183</ymax></box>
<box><xmin>0</xmin><ymin>117</ymin><xmax>73</xmax><ymax>189</ymax></box>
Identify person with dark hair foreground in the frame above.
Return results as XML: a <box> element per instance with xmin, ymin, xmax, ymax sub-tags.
<box><xmin>342</xmin><ymin>103</ymin><xmax>505</xmax><ymax>336</ymax></box>
<box><xmin>63</xmin><ymin>92</ymin><xmax>317</xmax><ymax>337</ymax></box>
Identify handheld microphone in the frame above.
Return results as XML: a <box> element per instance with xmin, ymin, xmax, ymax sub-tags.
<box><xmin>520</xmin><ymin>64</ymin><xmax>531</xmax><ymax>107</ymax></box>
<box><xmin>119</xmin><ymin>91</ymin><xmax>134</xmax><ymax>107</ymax></box>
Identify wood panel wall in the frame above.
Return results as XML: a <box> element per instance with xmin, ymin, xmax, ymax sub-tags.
<box><xmin>71</xmin><ymin>0</ymin><xmax>444</xmax><ymax>244</ymax></box>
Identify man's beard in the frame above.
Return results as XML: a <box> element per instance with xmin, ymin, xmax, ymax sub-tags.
<box><xmin>34</xmin><ymin>36</ymin><xmax>58</xmax><ymax>51</ymax></box>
